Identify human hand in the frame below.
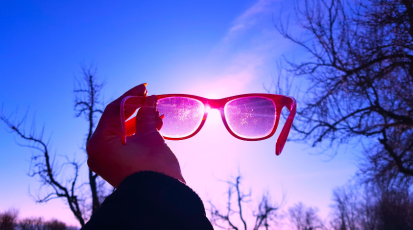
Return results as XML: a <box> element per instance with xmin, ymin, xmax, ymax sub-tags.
<box><xmin>86</xmin><ymin>83</ymin><xmax>185</xmax><ymax>188</ymax></box>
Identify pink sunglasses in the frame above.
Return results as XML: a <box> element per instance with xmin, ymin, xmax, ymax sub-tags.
<box><xmin>120</xmin><ymin>94</ymin><xmax>296</xmax><ymax>155</ymax></box>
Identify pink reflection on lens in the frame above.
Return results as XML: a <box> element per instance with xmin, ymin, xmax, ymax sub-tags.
<box><xmin>157</xmin><ymin>97</ymin><xmax>205</xmax><ymax>138</ymax></box>
<box><xmin>224</xmin><ymin>97</ymin><xmax>276</xmax><ymax>138</ymax></box>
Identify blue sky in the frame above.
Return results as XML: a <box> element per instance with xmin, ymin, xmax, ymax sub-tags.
<box><xmin>0</xmin><ymin>0</ymin><xmax>359</xmax><ymax>227</ymax></box>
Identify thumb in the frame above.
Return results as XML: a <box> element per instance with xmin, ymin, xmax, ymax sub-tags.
<box><xmin>135</xmin><ymin>95</ymin><xmax>161</xmax><ymax>136</ymax></box>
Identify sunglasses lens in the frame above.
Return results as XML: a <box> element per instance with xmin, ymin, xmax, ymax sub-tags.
<box><xmin>224</xmin><ymin>97</ymin><xmax>276</xmax><ymax>139</ymax></box>
<box><xmin>157</xmin><ymin>97</ymin><xmax>205</xmax><ymax>138</ymax></box>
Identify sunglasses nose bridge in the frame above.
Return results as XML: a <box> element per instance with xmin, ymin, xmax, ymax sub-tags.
<box><xmin>207</xmin><ymin>99</ymin><xmax>227</xmax><ymax>110</ymax></box>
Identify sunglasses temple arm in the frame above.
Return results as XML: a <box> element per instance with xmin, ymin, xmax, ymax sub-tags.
<box><xmin>275</xmin><ymin>98</ymin><xmax>297</xmax><ymax>155</ymax></box>
<box><xmin>120</xmin><ymin>96</ymin><xmax>131</xmax><ymax>145</ymax></box>
<box><xmin>120</xmin><ymin>96</ymin><xmax>147</xmax><ymax>145</ymax></box>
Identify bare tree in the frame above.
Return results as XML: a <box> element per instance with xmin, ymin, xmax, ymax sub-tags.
<box><xmin>208</xmin><ymin>175</ymin><xmax>280</xmax><ymax>230</ymax></box>
<box><xmin>0</xmin><ymin>209</ymin><xmax>18</xmax><ymax>230</ymax></box>
<box><xmin>73</xmin><ymin>66</ymin><xmax>105</xmax><ymax>214</ymax></box>
<box><xmin>330</xmin><ymin>183</ymin><xmax>413</xmax><ymax>230</ymax></box>
<box><xmin>19</xmin><ymin>217</ymin><xmax>67</xmax><ymax>230</ymax></box>
<box><xmin>374</xmin><ymin>184</ymin><xmax>413</xmax><ymax>230</ymax></box>
<box><xmin>330</xmin><ymin>185</ymin><xmax>365</xmax><ymax>230</ymax></box>
<box><xmin>288</xmin><ymin>203</ymin><xmax>326</xmax><ymax>230</ymax></box>
<box><xmin>274</xmin><ymin>0</ymin><xmax>413</xmax><ymax>186</ymax></box>
<box><xmin>19</xmin><ymin>217</ymin><xmax>44</xmax><ymax>230</ymax></box>
<box><xmin>1</xmin><ymin>66</ymin><xmax>106</xmax><ymax>227</ymax></box>
<box><xmin>42</xmin><ymin>219</ymin><xmax>67</xmax><ymax>230</ymax></box>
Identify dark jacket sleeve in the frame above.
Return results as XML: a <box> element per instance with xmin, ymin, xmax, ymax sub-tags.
<box><xmin>81</xmin><ymin>171</ymin><xmax>213</xmax><ymax>230</ymax></box>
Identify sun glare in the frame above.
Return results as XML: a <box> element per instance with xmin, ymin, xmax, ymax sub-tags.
<box><xmin>204</xmin><ymin>93</ymin><xmax>225</xmax><ymax>126</ymax></box>
<box><xmin>205</xmin><ymin>107</ymin><xmax>222</xmax><ymax>126</ymax></box>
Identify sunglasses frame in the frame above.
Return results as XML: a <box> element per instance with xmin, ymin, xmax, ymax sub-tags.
<box><xmin>120</xmin><ymin>94</ymin><xmax>296</xmax><ymax>155</ymax></box>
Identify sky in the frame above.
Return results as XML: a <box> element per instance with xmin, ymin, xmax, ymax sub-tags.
<box><xmin>0</xmin><ymin>0</ymin><xmax>359</xmax><ymax>228</ymax></box>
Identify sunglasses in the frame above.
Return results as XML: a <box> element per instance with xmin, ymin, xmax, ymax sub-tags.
<box><xmin>120</xmin><ymin>94</ymin><xmax>296</xmax><ymax>155</ymax></box>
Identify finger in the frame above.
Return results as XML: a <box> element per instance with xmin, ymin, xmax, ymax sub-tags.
<box><xmin>156</xmin><ymin>115</ymin><xmax>163</xmax><ymax>131</ymax></box>
<box><xmin>135</xmin><ymin>95</ymin><xmax>159</xmax><ymax>136</ymax></box>
<box><xmin>125</xmin><ymin>110</ymin><xmax>163</xmax><ymax>136</ymax></box>
<box><xmin>120</xmin><ymin>84</ymin><xmax>148</xmax><ymax>119</ymax></box>
<box><xmin>97</xmin><ymin>83</ymin><xmax>147</xmax><ymax>132</ymax></box>
<box><xmin>114</xmin><ymin>83</ymin><xmax>147</xmax><ymax>104</ymax></box>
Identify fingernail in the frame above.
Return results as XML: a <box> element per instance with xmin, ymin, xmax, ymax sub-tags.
<box><xmin>160</xmin><ymin>114</ymin><xmax>165</xmax><ymax>119</ymax></box>
<box><xmin>143</xmin><ymin>83</ymin><xmax>148</xmax><ymax>86</ymax></box>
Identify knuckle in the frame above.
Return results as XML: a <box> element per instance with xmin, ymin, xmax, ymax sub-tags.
<box><xmin>106</xmin><ymin>101</ymin><xmax>116</xmax><ymax>110</ymax></box>
<box><xmin>86</xmin><ymin>138</ymin><xmax>96</xmax><ymax>156</ymax></box>
<box><xmin>87</xmin><ymin>158</ymin><xmax>95</xmax><ymax>171</ymax></box>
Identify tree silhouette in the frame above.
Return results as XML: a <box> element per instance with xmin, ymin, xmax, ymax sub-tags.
<box><xmin>275</xmin><ymin>0</ymin><xmax>413</xmax><ymax>186</ymax></box>
<box><xmin>73</xmin><ymin>66</ymin><xmax>105</xmax><ymax>214</ymax></box>
<box><xmin>208</xmin><ymin>175</ymin><xmax>280</xmax><ymax>230</ymax></box>
<box><xmin>288</xmin><ymin>203</ymin><xmax>326</xmax><ymax>230</ymax></box>
<box><xmin>330</xmin><ymin>183</ymin><xmax>413</xmax><ymax>230</ymax></box>
<box><xmin>0</xmin><ymin>209</ymin><xmax>18</xmax><ymax>230</ymax></box>
<box><xmin>1</xmin><ymin>66</ymin><xmax>107</xmax><ymax>227</ymax></box>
